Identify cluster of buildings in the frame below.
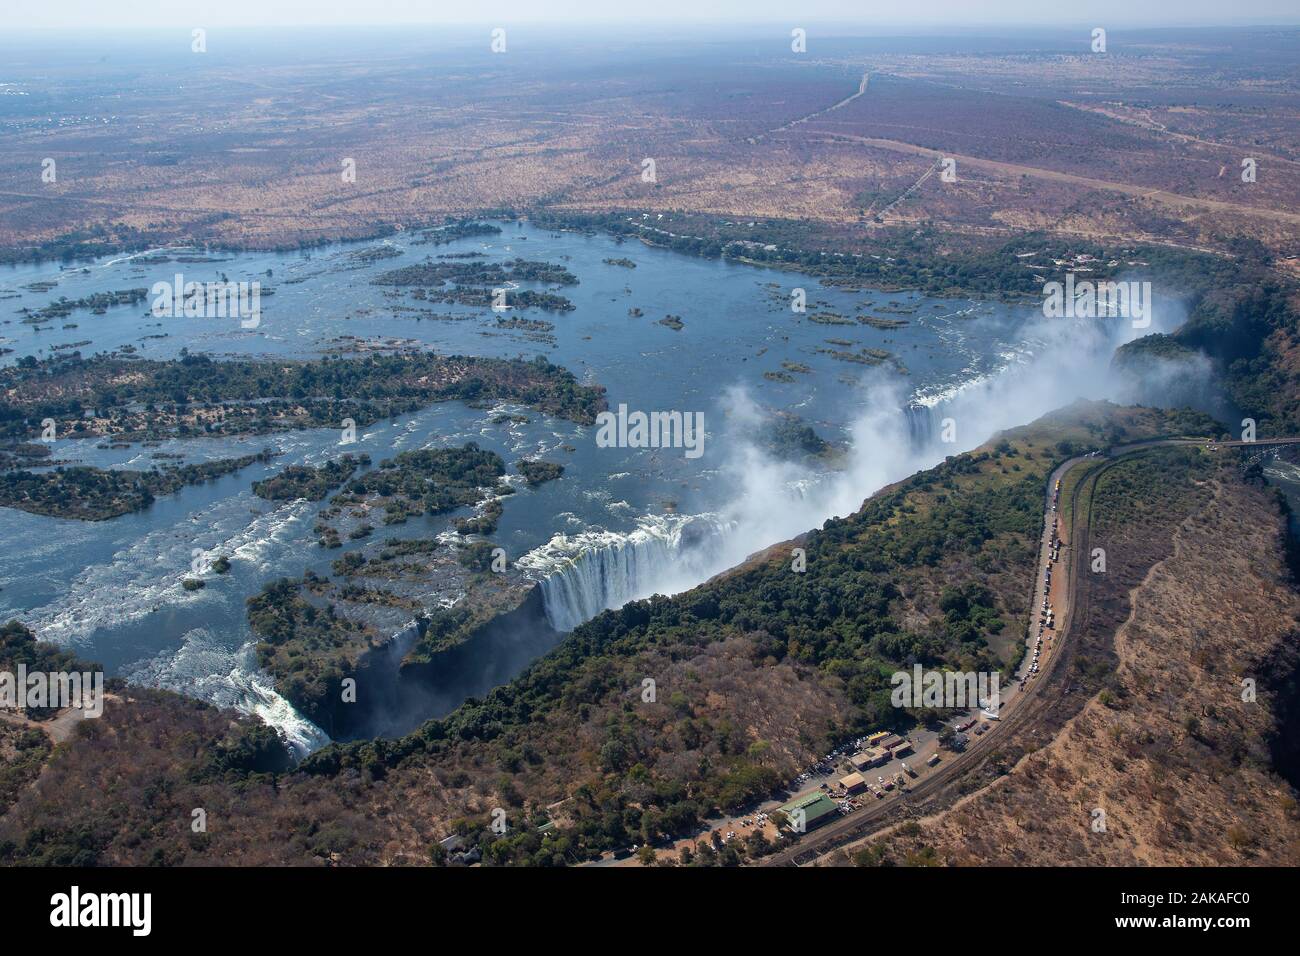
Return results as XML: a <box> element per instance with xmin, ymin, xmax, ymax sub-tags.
<box><xmin>773</xmin><ymin>475</ymin><xmax>1079</xmax><ymax>841</ymax></box>
<box><xmin>778</xmin><ymin>732</ymin><xmax>931</xmax><ymax>833</ymax></box>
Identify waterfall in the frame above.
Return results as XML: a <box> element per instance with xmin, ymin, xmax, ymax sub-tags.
<box><xmin>904</xmin><ymin>402</ymin><xmax>941</xmax><ymax>451</ymax></box>
<box><xmin>518</xmin><ymin>513</ymin><xmax>731</xmax><ymax>632</ymax></box>
<box><xmin>522</xmin><ymin>400</ymin><xmax>944</xmax><ymax>635</ymax></box>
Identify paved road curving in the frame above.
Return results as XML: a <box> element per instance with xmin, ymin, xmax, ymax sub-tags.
<box><xmin>761</xmin><ymin>436</ymin><xmax>1297</xmax><ymax>866</ymax></box>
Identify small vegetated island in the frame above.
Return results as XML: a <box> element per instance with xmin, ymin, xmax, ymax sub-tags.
<box><xmin>0</xmin><ymin>451</ymin><xmax>274</xmax><ymax>520</ymax></box>
<box><xmin>19</xmin><ymin>288</ymin><xmax>150</xmax><ymax>324</ymax></box>
<box><xmin>345</xmin><ymin>246</ymin><xmax>403</xmax><ymax>265</ymax></box>
<box><xmin>857</xmin><ymin>315</ymin><xmax>909</xmax><ymax>330</ymax></box>
<box><xmin>252</xmin><ymin>454</ymin><xmax>371</xmax><ymax>502</ymax></box>
<box><xmin>760</xmin><ymin>416</ymin><xmax>835</xmax><ymax>464</ymax></box>
<box><xmin>374</xmin><ymin>258</ymin><xmax>578</xmax><ymax>312</ymax></box>
<box><xmin>0</xmin><ymin>350</ymin><xmax>605</xmax><ymax>443</ymax></box>
<box><xmin>806</xmin><ymin>311</ymin><xmax>856</xmax><ymax>326</ymax></box>
<box><xmin>517</xmin><ymin>459</ymin><xmax>564</xmax><ymax>486</ymax></box>
<box><xmin>0</xmin><ymin>442</ymin><xmax>52</xmax><ymax>470</ymax></box>
<box><xmin>319</xmin><ymin>443</ymin><xmax>510</xmax><ymax>541</ymax></box>
<box><xmin>0</xmin><ymin>351</ymin><xmax>603</xmax><ymax>520</ymax></box>
<box><xmin>412</xmin><ymin>219</ymin><xmax>503</xmax><ymax>246</ymax></box>
<box><xmin>251</xmin><ymin>442</ymin><xmax>540</xmax><ymax>732</ymax></box>
<box><xmin>818</xmin><ymin>344</ymin><xmax>895</xmax><ymax>366</ymax></box>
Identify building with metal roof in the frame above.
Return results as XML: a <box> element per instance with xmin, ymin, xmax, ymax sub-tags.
<box><xmin>839</xmin><ymin>772</ymin><xmax>867</xmax><ymax>793</ymax></box>
<box><xmin>777</xmin><ymin>792</ymin><xmax>839</xmax><ymax>833</ymax></box>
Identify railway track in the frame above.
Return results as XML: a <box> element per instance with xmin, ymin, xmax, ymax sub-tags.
<box><xmin>761</xmin><ymin>437</ymin><xmax>1300</xmax><ymax>866</ymax></box>
<box><xmin>762</xmin><ymin>453</ymin><xmax>1102</xmax><ymax>865</ymax></box>
<box><xmin>758</xmin><ymin>433</ymin><xmax>1286</xmax><ymax>866</ymax></box>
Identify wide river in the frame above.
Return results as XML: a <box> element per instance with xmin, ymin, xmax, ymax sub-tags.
<box><xmin>0</xmin><ymin>219</ymin><xmax>1139</xmax><ymax>751</ymax></box>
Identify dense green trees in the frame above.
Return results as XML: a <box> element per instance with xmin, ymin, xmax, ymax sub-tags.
<box><xmin>372</xmin><ymin>257</ymin><xmax>577</xmax><ymax>288</ymax></box>
<box><xmin>516</xmin><ymin>460</ymin><xmax>564</xmax><ymax>486</ymax></box>
<box><xmin>0</xmin><ymin>351</ymin><xmax>607</xmax><ymax>444</ymax></box>
<box><xmin>247</xmin><ymin>578</ymin><xmax>373</xmax><ymax>731</ymax></box>
<box><xmin>252</xmin><ymin>454</ymin><xmax>370</xmax><ymax>501</ymax></box>
<box><xmin>299</xmin><ymin>430</ymin><xmax>1062</xmax><ymax>863</ymax></box>
<box><xmin>330</xmin><ymin>443</ymin><xmax>506</xmax><ymax>518</ymax></box>
<box><xmin>0</xmin><ymin>451</ymin><xmax>273</xmax><ymax>520</ymax></box>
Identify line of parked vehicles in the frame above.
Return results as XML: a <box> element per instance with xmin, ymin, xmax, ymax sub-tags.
<box><xmin>1029</xmin><ymin>481</ymin><xmax>1064</xmax><ymax>679</ymax></box>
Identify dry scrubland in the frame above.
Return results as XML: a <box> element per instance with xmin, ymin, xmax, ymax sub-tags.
<box><xmin>833</xmin><ymin>458</ymin><xmax>1300</xmax><ymax>866</ymax></box>
<box><xmin>8</xmin><ymin>406</ymin><xmax>1283</xmax><ymax>867</ymax></box>
<box><xmin>1</xmin><ymin>29</ymin><xmax>1299</xmax><ymax>867</ymax></box>
<box><xmin>1</xmin><ymin>29</ymin><xmax>1298</xmax><ymax>259</ymax></box>
<box><xmin>0</xmin><ymin>639</ymin><xmax>851</xmax><ymax>865</ymax></box>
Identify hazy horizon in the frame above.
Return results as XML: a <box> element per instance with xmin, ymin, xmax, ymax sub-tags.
<box><xmin>9</xmin><ymin>0</ymin><xmax>1300</xmax><ymax>31</ymax></box>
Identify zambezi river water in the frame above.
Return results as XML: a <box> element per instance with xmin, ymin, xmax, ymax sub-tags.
<box><xmin>0</xmin><ymin>219</ymin><xmax>1164</xmax><ymax>751</ymax></box>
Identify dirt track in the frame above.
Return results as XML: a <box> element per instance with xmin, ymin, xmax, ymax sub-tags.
<box><xmin>0</xmin><ymin>705</ymin><xmax>92</xmax><ymax>744</ymax></box>
<box><xmin>818</xmin><ymin>133</ymin><xmax>1300</xmax><ymax>227</ymax></box>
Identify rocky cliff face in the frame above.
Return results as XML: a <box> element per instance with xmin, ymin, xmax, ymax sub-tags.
<box><xmin>349</xmin><ymin>586</ymin><xmax>559</xmax><ymax>740</ymax></box>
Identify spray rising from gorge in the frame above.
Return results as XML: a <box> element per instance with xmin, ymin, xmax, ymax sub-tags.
<box><xmin>339</xmin><ymin>300</ymin><xmax>1210</xmax><ymax>746</ymax></box>
<box><xmin>523</xmin><ymin>302</ymin><xmax>1208</xmax><ymax>635</ymax></box>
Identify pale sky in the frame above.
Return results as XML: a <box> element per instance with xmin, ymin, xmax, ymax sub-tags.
<box><xmin>5</xmin><ymin>0</ymin><xmax>1298</xmax><ymax>30</ymax></box>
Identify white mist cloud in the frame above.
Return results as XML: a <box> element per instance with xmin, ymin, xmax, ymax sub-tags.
<box><xmin>681</xmin><ymin>298</ymin><xmax>1204</xmax><ymax>585</ymax></box>
<box><xmin>532</xmin><ymin>293</ymin><xmax>1219</xmax><ymax>634</ymax></box>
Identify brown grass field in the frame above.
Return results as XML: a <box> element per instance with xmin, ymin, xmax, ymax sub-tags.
<box><xmin>2</xmin><ymin>27</ymin><xmax>1298</xmax><ymax>259</ymax></box>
